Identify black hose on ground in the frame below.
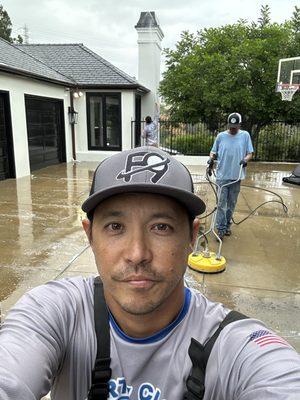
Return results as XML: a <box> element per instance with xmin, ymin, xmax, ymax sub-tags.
<box><xmin>198</xmin><ymin>167</ymin><xmax>289</xmax><ymax>225</ymax></box>
<box><xmin>231</xmin><ymin>186</ymin><xmax>288</xmax><ymax>225</ymax></box>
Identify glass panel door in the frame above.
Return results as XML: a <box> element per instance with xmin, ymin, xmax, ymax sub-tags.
<box><xmin>87</xmin><ymin>93</ymin><xmax>121</xmax><ymax>151</ymax></box>
<box><xmin>89</xmin><ymin>96</ymin><xmax>103</xmax><ymax>148</ymax></box>
<box><xmin>105</xmin><ymin>96</ymin><xmax>121</xmax><ymax>149</ymax></box>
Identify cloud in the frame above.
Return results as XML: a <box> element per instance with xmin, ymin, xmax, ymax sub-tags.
<box><xmin>2</xmin><ymin>0</ymin><xmax>298</xmax><ymax>77</ymax></box>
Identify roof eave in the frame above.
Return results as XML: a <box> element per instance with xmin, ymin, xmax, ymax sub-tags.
<box><xmin>0</xmin><ymin>64</ymin><xmax>150</xmax><ymax>93</ymax></box>
<box><xmin>77</xmin><ymin>83</ymin><xmax>150</xmax><ymax>93</ymax></box>
<box><xmin>0</xmin><ymin>64</ymin><xmax>75</xmax><ymax>87</ymax></box>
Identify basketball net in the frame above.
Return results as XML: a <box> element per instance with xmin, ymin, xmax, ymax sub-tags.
<box><xmin>278</xmin><ymin>85</ymin><xmax>299</xmax><ymax>101</ymax></box>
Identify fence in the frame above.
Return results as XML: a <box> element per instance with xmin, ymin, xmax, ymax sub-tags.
<box><xmin>131</xmin><ymin>120</ymin><xmax>300</xmax><ymax>162</ymax></box>
<box><xmin>251</xmin><ymin>122</ymin><xmax>300</xmax><ymax>162</ymax></box>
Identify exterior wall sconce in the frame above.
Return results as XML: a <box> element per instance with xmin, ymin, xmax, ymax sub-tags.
<box><xmin>68</xmin><ymin>106</ymin><xmax>78</xmax><ymax>124</ymax></box>
<box><xmin>73</xmin><ymin>91</ymin><xmax>83</xmax><ymax>99</ymax></box>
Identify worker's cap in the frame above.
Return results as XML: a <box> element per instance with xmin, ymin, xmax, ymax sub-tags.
<box><xmin>228</xmin><ymin>112</ymin><xmax>242</xmax><ymax>127</ymax></box>
<box><xmin>82</xmin><ymin>146</ymin><xmax>206</xmax><ymax>218</ymax></box>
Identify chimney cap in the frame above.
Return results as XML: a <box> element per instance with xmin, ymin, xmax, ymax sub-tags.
<box><xmin>135</xmin><ymin>12</ymin><xmax>160</xmax><ymax>29</ymax></box>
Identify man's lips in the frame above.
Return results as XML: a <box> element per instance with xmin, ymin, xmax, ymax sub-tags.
<box><xmin>119</xmin><ymin>275</ymin><xmax>159</xmax><ymax>288</ymax></box>
<box><xmin>122</xmin><ymin>275</ymin><xmax>156</xmax><ymax>282</ymax></box>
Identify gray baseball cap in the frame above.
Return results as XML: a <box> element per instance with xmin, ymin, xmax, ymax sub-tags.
<box><xmin>228</xmin><ymin>112</ymin><xmax>242</xmax><ymax>127</ymax></box>
<box><xmin>82</xmin><ymin>146</ymin><xmax>206</xmax><ymax>217</ymax></box>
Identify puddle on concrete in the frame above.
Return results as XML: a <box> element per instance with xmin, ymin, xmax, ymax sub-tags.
<box><xmin>0</xmin><ymin>267</ymin><xmax>21</xmax><ymax>302</ymax></box>
<box><xmin>0</xmin><ymin>163</ymin><xmax>92</xmax><ymax>304</ymax></box>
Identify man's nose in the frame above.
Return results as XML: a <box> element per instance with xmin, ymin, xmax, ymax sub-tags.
<box><xmin>123</xmin><ymin>229</ymin><xmax>152</xmax><ymax>266</ymax></box>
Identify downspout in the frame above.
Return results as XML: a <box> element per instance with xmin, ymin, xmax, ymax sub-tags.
<box><xmin>70</xmin><ymin>90</ymin><xmax>76</xmax><ymax>161</ymax></box>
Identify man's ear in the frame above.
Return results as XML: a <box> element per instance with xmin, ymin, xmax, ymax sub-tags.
<box><xmin>82</xmin><ymin>218</ymin><xmax>92</xmax><ymax>244</ymax></box>
<box><xmin>191</xmin><ymin>218</ymin><xmax>200</xmax><ymax>249</ymax></box>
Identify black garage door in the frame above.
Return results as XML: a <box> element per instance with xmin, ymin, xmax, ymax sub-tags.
<box><xmin>0</xmin><ymin>92</ymin><xmax>14</xmax><ymax>180</ymax></box>
<box><xmin>25</xmin><ymin>96</ymin><xmax>66</xmax><ymax>171</ymax></box>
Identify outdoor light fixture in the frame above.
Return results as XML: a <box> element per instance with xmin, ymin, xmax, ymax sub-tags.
<box><xmin>73</xmin><ymin>90</ymin><xmax>83</xmax><ymax>99</ymax></box>
<box><xmin>68</xmin><ymin>106</ymin><xmax>78</xmax><ymax>124</ymax></box>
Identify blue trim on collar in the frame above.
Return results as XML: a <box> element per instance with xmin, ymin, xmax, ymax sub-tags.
<box><xmin>109</xmin><ymin>287</ymin><xmax>191</xmax><ymax>344</ymax></box>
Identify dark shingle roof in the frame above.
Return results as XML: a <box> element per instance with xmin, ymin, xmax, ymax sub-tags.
<box><xmin>17</xmin><ymin>43</ymin><xmax>146</xmax><ymax>89</ymax></box>
<box><xmin>0</xmin><ymin>38</ymin><xmax>74</xmax><ymax>85</ymax></box>
<box><xmin>135</xmin><ymin>12</ymin><xmax>160</xmax><ymax>28</ymax></box>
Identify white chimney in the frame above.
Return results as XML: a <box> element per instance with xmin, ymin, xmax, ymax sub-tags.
<box><xmin>135</xmin><ymin>11</ymin><xmax>164</xmax><ymax>118</ymax></box>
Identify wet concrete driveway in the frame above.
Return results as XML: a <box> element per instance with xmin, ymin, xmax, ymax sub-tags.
<box><xmin>0</xmin><ymin>161</ymin><xmax>299</xmax><ymax>351</ymax></box>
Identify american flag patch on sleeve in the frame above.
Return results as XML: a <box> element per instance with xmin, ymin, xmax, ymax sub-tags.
<box><xmin>249</xmin><ymin>330</ymin><xmax>291</xmax><ymax>348</ymax></box>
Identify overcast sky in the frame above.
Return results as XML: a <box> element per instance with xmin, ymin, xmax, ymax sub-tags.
<box><xmin>1</xmin><ymin>0</ymin><xmax>298</xmax><ymax>79</ymax></box>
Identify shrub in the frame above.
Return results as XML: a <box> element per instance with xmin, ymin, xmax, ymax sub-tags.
<box><xmin>159</xmin><ymin>122</ymin><xmax>216</xmax><ymax>155</ymax></box>
<box><xmin>255</xmin><ymin>123</ymin><xmax>300</xmax><ymax>162</ymax></box>
<box><xmin>158</xmin><ymin>121</ymin><xmax>300</xmax><ymax>161</ymax></box>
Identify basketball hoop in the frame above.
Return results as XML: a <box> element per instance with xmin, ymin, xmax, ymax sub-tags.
<box><xmin>277</xmin><ymin>84</ymin><xmax>299</xmax><ymax>101</ymax></box>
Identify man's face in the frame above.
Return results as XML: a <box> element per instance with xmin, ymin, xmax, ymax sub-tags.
<box><xmin>83</xmin><ymin>193</ymin><xmax>198</xmax><ymax>319</ymax></box>
<box><xmin>228</xmin><ymin>125</ymin><xmax>240</xmax><ymax>135</ymax></box>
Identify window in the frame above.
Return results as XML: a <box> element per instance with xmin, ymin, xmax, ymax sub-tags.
<box><xmin>87</xmin><ymin>93</ymin><xmax>121</xmax><ymax>151</ymax></box>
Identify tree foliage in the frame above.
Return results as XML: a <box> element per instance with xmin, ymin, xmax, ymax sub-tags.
<box><xmin>0</xmin><ymin>4</ymin><xmax>23</xmax><ymax>43</ymax></box>
<box><xmin>258</xmin><ymin>5</ymin><xmax>271</xmax><ymax>28</ymax></box>
<box><xmin>159</xmin><ymin>5</ymin><xmax>300</xmax><ymax>130</ymax></box>
<box><xmin>291</xmin><ymin>5</ymin><xmax>300</xmax><ymax>33</ymax></box>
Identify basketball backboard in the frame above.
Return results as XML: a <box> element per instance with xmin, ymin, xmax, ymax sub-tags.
<box><xmin>276</xmin><ymin>56</ymin><xmax>300</xmax><ymax>100</ymax></box>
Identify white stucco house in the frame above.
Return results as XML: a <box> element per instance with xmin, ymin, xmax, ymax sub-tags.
<box><xmin>0</xmin><ymin>11</ymin><xmax>164</xmax><ymax>180</ymax></box>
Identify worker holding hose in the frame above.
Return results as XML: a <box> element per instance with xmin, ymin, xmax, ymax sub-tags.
<box><xmin>208</xmin><ymin>112</ymin><xmax>254</xmax><ymax>239</ymax></box>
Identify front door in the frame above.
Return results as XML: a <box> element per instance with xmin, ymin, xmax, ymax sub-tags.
<box><xmin>87</xmin><ymin>93</ymin><xmax>121</xmax><ymax>151</ymax></box>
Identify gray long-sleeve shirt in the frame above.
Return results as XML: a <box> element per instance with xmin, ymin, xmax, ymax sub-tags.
<box><xmin>142</xmin><ymin>110</ymin><xmax>159</xmax><ymax>146</ymax></box>
<box><xmin>0</xmin><ymin>276</ymin><xmax>299</xmax><ymax>400</ymax></box>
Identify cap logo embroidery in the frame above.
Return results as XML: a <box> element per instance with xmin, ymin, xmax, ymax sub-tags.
<box><xmin>231</xmin><ymin>117</ymin><xmax>237</xmax><ymax>123</ymax></box>
<box><xmin>116</xmin><ymin>151</ymin><xmax>170</xmax><ymax>183</ymax></box>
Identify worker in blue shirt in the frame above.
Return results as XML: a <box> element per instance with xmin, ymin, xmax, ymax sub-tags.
<box><xmin>209</xmin><ymin>113</ymin><xmax>254</xmax><ymax>239</ymax></box>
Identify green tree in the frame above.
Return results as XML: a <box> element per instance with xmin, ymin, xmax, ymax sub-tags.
<box><xmin>258</xmin><ymin>4</ymin><xmax>271</xmax><ymax>27</ymax></box>
<box><xmin>290</xmin><ymin>5</ymin><xmax>300</xmax><ymax>49</ymax></box>
<box><xmin>0</xmin><ymin>4</ymin><xmax>12</xmax><ymax>41</ymax></box>
<box><xmin>291</xmin><ymin>5</ymin><xmax>300</xmax><ymax>32</ymax></box>
<box><xmin>160</xmin><ymin>5</ymin><xmax>300</xmax><ymax>132</ymax></box>
<box><xmin>0</xmin><ymin>4</ymin><xmax>23</xmax><ymax>43</ymax></box>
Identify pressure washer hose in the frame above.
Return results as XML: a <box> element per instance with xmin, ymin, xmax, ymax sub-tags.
<box><xmin>203</xmin><ymin>166</ymin><xmax>289</xmax><ymax>226</ymax></box>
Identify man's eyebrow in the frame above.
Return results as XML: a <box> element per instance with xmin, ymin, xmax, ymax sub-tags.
<box><xmin>99</xmin><ymin>211</ymin><xmax>177</xmax><ymax>220</ymax></box>
<box><xmin>100</xmin><ymin>210</ymin><xmax>124</xmax><ymax>218</ymax></box>
<box><xmin>150</xmin><ymin>212</ymin><xmax>176</xmax><ymax>220</ymax></box>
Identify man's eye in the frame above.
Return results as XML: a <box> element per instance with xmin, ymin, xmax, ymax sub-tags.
<box><xmin>154</xmin><ymin>223</ymin><xmax>171</xmax><ymax>231</ymax></box>
<box><xmin>107</xmin><ymin>223</ymin><xmax>122</xmax><ymax>231</ymax></box>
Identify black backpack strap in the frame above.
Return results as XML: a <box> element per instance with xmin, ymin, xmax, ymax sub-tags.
<box><xmin>184</xmin><ymin>310</ymin><xmax>248</xmax><ymax>400</ymax></box>
<box><xmin>184</xmin><ymin>339</ymin><xmax>206</xmax><ymax>400</ymax></box>
<box><xmin>88</xmin><ymin>276</ymin><xmax>112</xmax><ymax>400</ymax></box>
<box><xmin>202</xmin><ymin>310</ymin><xmax>248</xmax><ymax>360</ymax></box>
